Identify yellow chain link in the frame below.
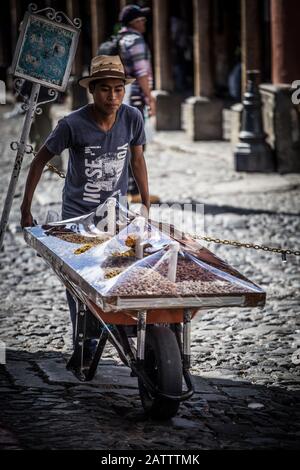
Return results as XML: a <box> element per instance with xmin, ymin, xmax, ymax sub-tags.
<box><xmin>29</xmin><ymin>148</ymin><xmax>66</xmax><ymax>179</ymax></box>
<box><xmin>191</xmin><ymin>234</ymin><xmax>300</xmax><ymax>259</ymax></box>
<box><xmin>45</xmin><ymin>162</ymin><xmax>66</xmax><ymax>179</ymax></box>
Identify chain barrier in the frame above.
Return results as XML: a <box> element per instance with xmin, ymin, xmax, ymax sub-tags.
<box><xmin>44</xmin><ymin>162</ymin><xmax>66</xmax><ymax>179</ymax></box>
<box><xmin>26</xmin><ymin>146</ymin><xmax>66</xmax><ymax>179</ymax></box>
<box><xmin>191</xmin><ymin>234</ymin><xmax>300</xmax><ymax>261</ymax></box>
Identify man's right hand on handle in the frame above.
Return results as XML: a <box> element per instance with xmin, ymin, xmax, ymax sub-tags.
<box><xmin>147</xmin><ymin>95</ymin><xmax>156</xmax><ymax>117</ymax></box>
<box><xmin>21</xmin><ymin>208</ymin><xmax>34</xmax><ymax>229</ymax></box>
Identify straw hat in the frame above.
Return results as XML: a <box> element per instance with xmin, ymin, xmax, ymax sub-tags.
<box><xmin>78</xmin><ymin>55</ymin><xmax>135</xmax><ymax>88</ymax></box>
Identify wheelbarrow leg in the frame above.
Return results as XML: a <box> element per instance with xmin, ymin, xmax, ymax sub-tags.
<box><xmin>116</xmin><ymin>326</ymin><xmax>137</xmax><ymax>362</ymax></box>
<box><xmin>137</xmin><ymin>309</ymin><xmax>147</xmax><ymax>363</ymax></box>
<box><xmin>182</xmin><ymin>308</ymin><xmax>194</xmax><ymax>392</ymax></box>
<box><xmin>171</xmin><ymin>323</ymin><xmax>183</xmax><ymax>356</ymax></box>
<box><xmin>85</xmin><ymin>328</ymin><xmax>109</xmax><ymax>381</ymax></box>
<box><xmin>66</xmin><ymin>299</ymin><xmax>87</xmax><ymax>380</ymax></box>
<box><xmin>183</xmin><ymin>308</ymin><xmax>192</xmax><ymax>370</ymax></box>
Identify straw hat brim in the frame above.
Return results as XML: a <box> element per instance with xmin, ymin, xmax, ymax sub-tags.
<box><xmin>78</xmin><ymin>74</ymin><xmax>135</xmax><ymax>88</ymax></box>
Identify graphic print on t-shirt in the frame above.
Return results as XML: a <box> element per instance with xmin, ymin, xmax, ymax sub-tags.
<box><xmin>83</xmin><ymin>142</ymin><xmax>129</xmax><ymax>203</ymax></box>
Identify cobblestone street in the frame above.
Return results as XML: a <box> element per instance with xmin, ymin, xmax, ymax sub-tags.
<box><xmin>0</xmin><ymin>103</ymin><xmax>299</xmax><ymax>450</ymax></box>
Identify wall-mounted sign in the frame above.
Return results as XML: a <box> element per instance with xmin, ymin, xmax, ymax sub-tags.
<box><xmin>11</xmin><ymin>12</ymin><xmax>80</xmax><ymax>91</ymax></box>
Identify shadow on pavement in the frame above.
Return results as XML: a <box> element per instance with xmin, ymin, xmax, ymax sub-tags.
<box><xmin>0</xmin><ymin>348</ymin><xmax>299</xmax><ymax>450</ymax></box>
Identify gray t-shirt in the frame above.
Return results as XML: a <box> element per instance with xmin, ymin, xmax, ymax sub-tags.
<box><xmin>44</xmin><ymin>103</ymin><xmax>146</xmax><ymax>219</ymax></box>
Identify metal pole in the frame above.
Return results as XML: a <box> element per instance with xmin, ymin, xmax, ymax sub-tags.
<box><xmin>183</xmin><ymin>308</ymin><xmax>192</xmax><ymax>370</ymax></box>
<box><xmin>0</xmin><ymin>82</ymin><xmax>40</xmax><ymax>250</ymax></box>
<box><xmin>137</xmin><ymin>310</ymin><xmax>147</xmax><ymax>362</ymax></box>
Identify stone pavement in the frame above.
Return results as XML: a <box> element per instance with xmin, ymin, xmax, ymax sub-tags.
<box><xmin>0</xmin><ymin>103</ymin><xmax>299</xmax><ymax>450</ymax></box>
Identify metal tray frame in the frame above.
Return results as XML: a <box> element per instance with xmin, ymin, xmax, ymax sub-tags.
<box><xmin>24</xmin><ymin>226</ymin><xmax>266</xmax><ymax>313</ymax></box>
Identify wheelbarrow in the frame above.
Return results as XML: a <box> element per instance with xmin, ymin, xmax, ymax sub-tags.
<box><xmin>66</xmin><ymin>295</ymin><xmax>198</xmax><ymax>420</ymax></box>
<box><xmin>24</xmin><ymin>218</ymin><xmax>265</xmax><ymax>420</ymax></box>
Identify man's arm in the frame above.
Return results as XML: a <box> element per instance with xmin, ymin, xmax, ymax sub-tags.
<box><xmin>130</xmin><ymin>145</ymin><xmax>150</xmax><ymax>213</ymax></box>
<box><xmin>20</xmin><ymin>145</ymin><xmax>55</xmax><ymax>228</ymax></box>
<box><xmin>136</xmin><ymin>76</ymin><xmax>155</xmax><ymax>116</ymax></box>
<box><xmin>127</xmin><ymin>36</ymin><xmax>156</xmax><ymax>116</ymax></box>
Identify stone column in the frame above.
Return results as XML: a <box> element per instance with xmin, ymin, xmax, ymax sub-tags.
<box><xmin>229</xmin><ymin>0</ymin><xmax>262</xmax><ymax>146</ymax></box>
<box><xmin>241</xmin><ymin>0</ymin><xmax>262</xmax><ymax>95</ymax></box>
<box><xmin>0</xmin><ymin>1</ymin><xmax>12</xmax><ymax>83</ymax></box>
<box><xmin>153</xmin><ymin>0</ymin><xmax>173</xmax><ymax>92</ymax></box>
<box><xmin>152</xmin><ymin>0</ymin><xmax>182</xmax><ymax>130</ymax></box>
<box><xmin>184</xmin><ymin>0</ymin><xmax>223</xmax><ymax>140</ymax></box>
<box><xmin>90</xmin><ymin>0</ymin><xmax>106</xmax><ymax>57</ymax></box>
<box><xmin>254</xmin><ymin>0</ymin><xmax>300</xmax><ymax>173</ymax></box>
<box><xmin>66</xmin><ymin>0</ymin><xmax>88</xmax><ymax>110</ymax></box>
<box><xmin>119</xmin><ymin>0</ymin><xmax>131</xmax><ymax>10</ymax></box>
<box><xmin>193</xmin><ymin>0</ymin><xmax>213</xmax><ymax>98</ymax></box>
<box><xmin>260</xmin><ymin>84</ymin><xmax>300</xmax><ymax>173</ymax></box>
<box><xmin>10</xmin><ymin>0</ymin><xmax>20</xmax><ymax>53</ymax></box>
<box><xmin>271</xmin><ymin>0</ymin><xmax>300</xmax><ymax>83</ymax></box>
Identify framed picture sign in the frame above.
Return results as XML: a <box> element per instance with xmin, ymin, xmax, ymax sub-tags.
<box><xmin>11</xmin><ymin>11</ymin><xmax>80</xmax><ymax>91</ymax></box>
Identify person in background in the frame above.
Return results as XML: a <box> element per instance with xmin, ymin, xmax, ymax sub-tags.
<box><xmin>118</xmin><ymin>4</ymin><xmax>159</xmax><ymax>204</ymax></box>
<box><xmin>228</xmin><ymin>62</ymin><xmax>242</xmax><ymax>102</ymax></box>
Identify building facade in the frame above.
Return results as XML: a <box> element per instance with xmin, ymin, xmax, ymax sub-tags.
<box><xmin>1</xmin><ymin>0</ymin><xmax>299</xmax><ymax>171</ymax></box>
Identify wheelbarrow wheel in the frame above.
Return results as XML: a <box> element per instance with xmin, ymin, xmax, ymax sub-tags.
<box><xmin>138</xmin><ymin>325</ymin><xmax>182</xmax><ymax>420</ymax></box>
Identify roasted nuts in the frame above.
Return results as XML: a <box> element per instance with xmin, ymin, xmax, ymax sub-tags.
<box><xmin>104</xmin><ymin>267</ymin><xmax>124</xmax><ymax>279</ymax></box>
<box><xmin>125</xmin><ymin>234</ymin><xmax>138</xmax><ymax>248</ymax></box>
<box><xmin>107</xmin><ymin>267</ymin><xmax>178</xmax><ymax>297</ymax></box>
<box><xmin>111</xmin><ymin>249</ymin><xmax>135</xmax><ymax>257</ymax></box>
<box><xmin>56</xmin><ymin>233</ymin><xmax>110</xmax><ymax>245</ymax></box>
<box><xmin>74</xmin><ymin>243</ymin><xmax>94</xmax><ymax>255</ymax></box>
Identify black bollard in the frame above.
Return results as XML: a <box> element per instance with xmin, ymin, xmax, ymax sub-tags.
<box><xmin>234</xmin><ymin>70</ymin><xmax>275</xmax><ymax>172</ymax></box>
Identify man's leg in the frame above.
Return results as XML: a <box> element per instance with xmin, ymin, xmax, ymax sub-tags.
<box><xmin>66</xmin><ymin>289</ymin><xmax>77</xmax><ymax>346</ymax></box>
<box><xmin>66</xmin><ymin>289</ymin><xmax>100</xmax><ymax>356</ymax></box>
